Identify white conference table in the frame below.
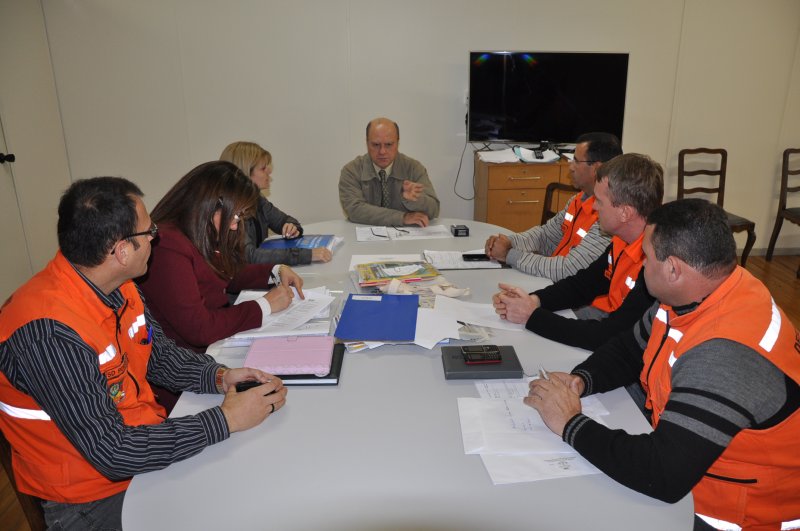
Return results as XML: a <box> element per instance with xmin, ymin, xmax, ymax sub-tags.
<box><xmin>123</xmin><ymin>218</ymin><xmax>692</xmax><ymax>530</ymax></box>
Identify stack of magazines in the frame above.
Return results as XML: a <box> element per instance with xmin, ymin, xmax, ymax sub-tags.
<box><xmin>354</xmin><ymin>261</ymin><xmax>439</xmax><ymax>287</ymax></box>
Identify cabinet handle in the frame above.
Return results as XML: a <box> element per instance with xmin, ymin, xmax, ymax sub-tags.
<box><xmin>508</xmin><ymin>176</ymin><xmax>541</xmax><ymax>181</ymax></box>
<box><xmin>507</xmin><ymin>199</ymin><xmax>540</xmax><ymax>204</ymax></box>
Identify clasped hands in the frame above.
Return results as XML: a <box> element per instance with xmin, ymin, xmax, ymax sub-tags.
<box><xmin>492</xmin><ymin>283</ymin><xmax>541</xmax><ymax>324</ymax></box>
<box><xmin>484</xmin><ymin>233</ymin><xmax>512</xmax><ymax>261</ymax></box>
<box><xmin>220</xmin><ymin>368</ymin><xmax>288</xmax><ymax>433</ymax></box>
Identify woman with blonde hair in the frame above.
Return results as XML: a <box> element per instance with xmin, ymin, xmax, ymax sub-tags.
<box><xmin>138</xmin><ymin>160</ymin><xmax>304</xmax><ymax>353</ymax></box>
<box><xmin>220</xmin><ymin>141</ymin><xmax>332</xmax><ymax>265</ymax></box>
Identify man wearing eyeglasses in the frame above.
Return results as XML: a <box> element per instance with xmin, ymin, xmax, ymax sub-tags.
<box><xmin>485</xmin><ymin>132</ymin><xmax>620</xmax><ymax>282</ymax></box>
<box><xmin>0</xmin><ymin>177</ymin><xmax>284</xmax><ymax>529</ymax></box>
<box><xmin>339</xmin><ymin>117</ymin><xmax>440</xmax><ymax>227</ymax></box>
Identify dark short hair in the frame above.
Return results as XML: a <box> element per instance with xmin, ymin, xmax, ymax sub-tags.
<box><xmin>576</xmin><ymin>132</ymin><xmax>622</xmax><ymax>163</ymax></box>
<box><xmin>647</xmin><ymin>199</ymin><xmax>737</xmax><ymax>278</ymax></box>
<box><xmin>366</xmin><ymin>119</ymin><xmax>400</xmax><ymax>139</ymax></box>
<box><xmin>58</xmin><ymin>177</ymin><xmax>143</xmax><ymax>267</ymax></box>
<box><xmin>597</xmin><ymin>153</ymin><xmax>664</xmax><ymax>218</ymax></box>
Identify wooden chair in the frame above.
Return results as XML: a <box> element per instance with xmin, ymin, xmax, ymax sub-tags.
<box><xmin>678</xmin><ymin>148</ymin><xmax>756</xmax><ymax>266</ymax></box>
<box><xmin>765</xmin><ymin>148</ymin><xmax>800</xmax><ymax>278</ymax></box>
<box><xmin>0</xmin><ymin>430</ymin><xmax>46</xmax><ymax>530</ymax></box>
<box><xmin>541</xmin><ymin>182</ymin><xmax>579</xmax><ymax>225</ymax></box>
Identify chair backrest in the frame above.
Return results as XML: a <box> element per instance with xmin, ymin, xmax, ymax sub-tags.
<box><xmin>778</xmin><ymin>148</ymin><xmax>800</xmax><ymax>211</ymax></box>
<box><xmin>677</xmin><ymin>148</ymin><xmax>727</xmax><ymax>207</ymax></box>
<box><xmin>541</xmin><ymin>181</ymin><xmax>579</xmax><ymax>225</ymax></box>
<box><xmin>0</xmin><ymin>430</ymin><xmax>47</xmax><ymax>531</ymax></box>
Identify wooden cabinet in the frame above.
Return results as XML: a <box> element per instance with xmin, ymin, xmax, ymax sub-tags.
<box><xmin>473</xmin><ymin>155</ymin><xmax>571</xmax><ymax>232</ymax></box>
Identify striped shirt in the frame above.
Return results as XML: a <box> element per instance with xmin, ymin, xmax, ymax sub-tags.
<box><xmin>0</xmin><ymin>270</ymin><xmax>229</xmax><ymax>482</ymax></box>
<box><xmin>506</xmin><ymin>195</ymin><xmax>610</xmax><ymax>282</ymax></box>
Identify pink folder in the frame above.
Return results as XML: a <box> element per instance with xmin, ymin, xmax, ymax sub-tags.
<box><xmin>243</xmin><ymin>336</ymin><xmax>334</xmax><ymax>377</ymax></box>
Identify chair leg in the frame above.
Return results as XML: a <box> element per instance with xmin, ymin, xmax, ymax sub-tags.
<box><xmin>740</xmin><ymin>227</ymin><xmax>756</xmax><ymax>268</ymax></box>
<box><xmin>766</xmin><ymin>215</ymin><xmax>784</xmax><ymax>261</ymax></box>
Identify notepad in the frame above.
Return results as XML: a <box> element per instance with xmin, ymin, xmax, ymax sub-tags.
<box><xmin>243</xmin><ymin>336</ymin><xmax>335</xmax><ymax>377</ymax></box>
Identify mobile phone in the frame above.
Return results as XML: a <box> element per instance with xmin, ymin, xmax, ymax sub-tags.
<box><xmin>235</xmin><ymin>380</ymin><xmax>276</xmax><ymax>395</ymax></box>
<box><xmin>462</xmin><ymin>253</ymin><xmax>490</xmax><ymax>262</ymax></box>
<box><xmin>461</xmin><ymin>345</ymin><xmax>502</xmax><ymax>364</ymax></box>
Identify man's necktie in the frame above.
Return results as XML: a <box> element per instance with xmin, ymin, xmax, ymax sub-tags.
<box><xmin>379</xmin><ymin>169</ymin><xmax>389</xmax><ymax>208</ymax></box>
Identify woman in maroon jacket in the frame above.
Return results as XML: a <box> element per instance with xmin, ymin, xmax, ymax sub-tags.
<box><xmin>138</xmin><ymin>160</ymin><xmax>304</xmax><ymax>353</ymax></box>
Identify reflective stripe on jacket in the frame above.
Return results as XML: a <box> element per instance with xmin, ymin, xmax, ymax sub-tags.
<box><xmin>591</xmin><ymin>233</ymin><xmax>644</xmax><ymax>313</ymax></box>
<box><xmin>551</xmin><ymin>193</ymin><xmax>598</xmax><ymax>257</ymax></box>
<box><xmin>0</xmin><ymin>252</ymin><xmax>166</xmax><ymax>503</ymax></box>
<box><xmin>640</xmin><ymin>267</ymin><xmax>800</xmax><ymax>529</ymax></box>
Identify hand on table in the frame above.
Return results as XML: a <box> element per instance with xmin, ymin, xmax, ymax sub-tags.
<box><xmin>221</xmin><ymin>372</ymin><xmax>287</xmax><ymax>433</ymax></box>
<box><xmin>402</xmin><ymin>211</ymin><xmax>429</xmax><ymax>227</ymax></box>
<box><xmin>311</xmin><ymin>247</ymin><xmax>332</xmax><ymax>262</ymax></box>
<box><xmin>492</xmin><ymin>283</ymin><xmax>540</xmax><ymax>323</ymax></box>
<box><xmin>524</xmin><ymin>372</ymin><xmax>584</xmax><ymax>437</ymax></box>
<box><xmin>485</xmin><ymin>234</ymin><xmax>512</xmax><ymax>261</ymax></box>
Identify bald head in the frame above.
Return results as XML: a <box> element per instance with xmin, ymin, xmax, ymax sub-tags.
<box><xmin>366</xmin><ymin>117</ymin><xmax>399</xmax><ymax>139</ymax></box>
<box><xmin>366</xmin><ymin>117</ymin><xmax>400</xmax><ymax>169</ymax></box>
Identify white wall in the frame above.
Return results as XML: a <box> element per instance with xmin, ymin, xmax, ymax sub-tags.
<box><xmin>35</xmin><ymin>0</ymin><xmax>800</xmax><ymax>250</ymax></box>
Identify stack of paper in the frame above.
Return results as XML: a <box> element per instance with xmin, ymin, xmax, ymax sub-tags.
<box><xmin>457</xmin><ymin>379</ymin><xmax>609</xmax><ymax>485</ymax></box>
<box><xmin>230</xmin><ymin>287</ymin><xmax>335</xmax><ymax>341</ymax></box>
<box><xmin>355</xmin><ymin>225</ymin><xmax>453</xmax><ymax>242</ymax></box>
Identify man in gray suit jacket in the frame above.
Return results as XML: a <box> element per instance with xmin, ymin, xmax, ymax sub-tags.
<box><xmin>339</xmin><ymin>117</ymin><xmax>440</xmax><ymax>226</ymax></box>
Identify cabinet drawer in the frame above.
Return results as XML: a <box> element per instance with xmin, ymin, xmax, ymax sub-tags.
<box><xmin>487</xmin><ymin>164</ymin><xmax>560</xmax><ymax>190</ymax></box>
<box><xmin>487</xmin><ymin>189</ymin><xmax>545</xmax><ymax>232</ymax></box>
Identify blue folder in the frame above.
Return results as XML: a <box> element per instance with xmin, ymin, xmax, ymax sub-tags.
<box><xmin>334</xmin><ymin>294</ymin><xmax>418</xmax><ymax>342</ymax></box>
<box><xmin>259</xmin><ymin>234</ymin><xmax>334</xmax><ymax>250</ymax></box>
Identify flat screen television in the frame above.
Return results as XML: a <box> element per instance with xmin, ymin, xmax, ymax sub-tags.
<box><xmin>468</xmin><ymin>51</ymin><xmax>629</xmax><ymax>145</ymax></box>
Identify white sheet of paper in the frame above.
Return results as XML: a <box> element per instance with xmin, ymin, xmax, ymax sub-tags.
<box><xmin>477</xmin><ymin>149</ymin><xmax>520</xmax><ymax>163</ymax></box>
<box><xmin>474</xmin><ymin>379</ymin><xmax>610</xmax><ymax>417</ymax></box>
<box><xmin>387</xmin><ymin>225</ymin><xmax>452</xmax><ymax>240</ymax></box>
<box><xmin>479</xmin><ymin>452</ymin><xmax>601</xmax><ymax>485</ymax></box>
<box><xmin>423</xmin><ymin>249</ymin><xmax>503</xmax><ymax>270</ymax></box>
<box><xmin>227</xmin><ymin>320</ymin><xmax>331</xmax><ymax>341</ymax></box>
<box><xmin>413</xmin><ymin>307</ymin><xmax>460</xmax><ymax>349</ymax></box>
<box><xmin>231</xmin><ymin>290</ymin><xmax>334</xmax><ymax>338</ymax></box>
<box><xmin>355</xmin><ymin>226</ymin><xmax>390</xmax><ymax>242</ymax></box>
<box><xmin>348</xmin><ymin>254</ymin><xmax>422</xmax><ymax>271</ymax></box>
<box><xmin>517</xmin><ymin>147</ymin><xmax>561</xmax><ymax>163</ymax></box>
<box><xmin>434</xmin><ymin>295</ymin><xmax>523</xmax><ymax>331</ymax></box>
<box><xmin>458</xmin><ymin>398</ymin><xmax>579</xmax><ymax>455</ymax></box>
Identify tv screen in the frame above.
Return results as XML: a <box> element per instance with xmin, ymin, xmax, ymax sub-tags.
<box><xmin>468</xmin><ymin>51</ymin><xmax>629</xmax><ymax>145</ymax></box>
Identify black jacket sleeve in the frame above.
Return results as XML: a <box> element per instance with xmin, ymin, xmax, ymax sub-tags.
<box><xmin>533</xmin><ymin>243</ymin><xmax>613</xmax><ymax>312</ymax></box>
<box><xmin>525</xmin><ymin>268</ymin><xmax>655</xmax><ymax>350</ymax></box>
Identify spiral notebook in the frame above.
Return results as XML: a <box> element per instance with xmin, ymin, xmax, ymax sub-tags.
<box><xmin>243</xmin><ymin>336</ymin><xmax>335</xmax><ymax>377</ymax></box>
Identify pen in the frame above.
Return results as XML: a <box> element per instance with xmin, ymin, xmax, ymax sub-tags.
<box><xmin>140</xmin><ymin>324</ymin><xmax>153</xmax><ymax>345</ymax></box>
<box><xmin>538</xmin><ymin>365</ymin><xmax>550</xmax><ymax>381</ymax></box>
<box><xmin>270</xmin><ymin>271</ymin><xmax>280</xmax><ymax>285</ymax></box>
